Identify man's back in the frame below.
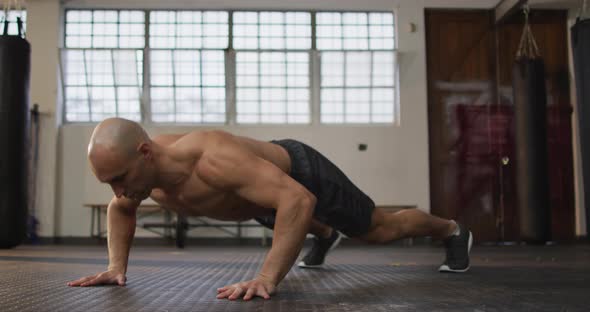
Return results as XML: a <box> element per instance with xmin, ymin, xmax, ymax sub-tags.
<box><xmin>147</xmin><ymin>130</ymin><xmax>291</xmax><ymax>220</ymax></box>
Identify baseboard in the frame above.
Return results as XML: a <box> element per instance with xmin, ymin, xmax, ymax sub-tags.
<box><xmin>25</xmin><ymin>236</ymin><xmax>435</xmax><ymax>247</ymax></box>
<box><xmin>31</xmin><ymin>237</ymin><xmax>270</xmax><ymax>246</ymax></box>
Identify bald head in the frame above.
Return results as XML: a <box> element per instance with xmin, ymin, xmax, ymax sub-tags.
<box><xmin>88</xmin><ymin>118</ymin><xmax>150</xmax><ymax>176</ymax></box>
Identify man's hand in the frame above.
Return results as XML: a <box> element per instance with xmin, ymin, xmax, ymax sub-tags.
<box><xmin>67</xmin><ymin>270</ymin><xmax>126</xmax><ymax>287</ymax></box>
<box><xmin>216</xmin><ymin>277</ymin><xmax>276</xmax><ymax>301</ymax></box>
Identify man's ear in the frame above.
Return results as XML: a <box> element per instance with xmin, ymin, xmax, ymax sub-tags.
<box><xmin>138</xmin><ymin>142</ymin><xmax>152</xmax><ymax>160</ymax></box>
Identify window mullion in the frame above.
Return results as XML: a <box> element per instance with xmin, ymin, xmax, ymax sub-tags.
<box><xmin>341</xmin><ymin>14</ymin><xmax>347</xmax><ymax>124</ymax></box>
<box><xmin>257</xmin><ymin>13</ymin><xmax>262</xmax><ymax>124</ymax></box>
<box><xmin>310</xmin><ymin>50</ymin><xmax>320</xmax><ymax>125</ymax></box>
<box><xmin>110</xmin><ymin>50</ymin><xmax>119</xmax><ymax>116</ymax></box>
<box><xmin>58</xmin><ymin>49</ymin><xmax>68</xmax><ymax>124</ymax></box>
<box><xmin>171</xmin><ymin>50</ymin><xmax>177</xmax><ymax>122</ymax></box>
<box><xmin>257</xmin><ymin>53</ymin><xmax>262</xmax><ymax>124</ymax></box>
<box><xmin>367</xmin><ymin>15</ymin><xmax>373</xmax><ymax>123</ymax></box>
<box><xmin>342</xmin><ymin>51</ymin><xmax>347</xmax><ymax>124</ymax></box>
<box><xmin>283</xmin><ymin>14</ymin><xmax>288</xmax><ymax>124</ymax></box>
<box><xmin>311</xmin><ymin>12</ymin><xmax>320</xmax><ymax>125</ymax></box>
<box><xmin>199</xmin><ymin>50</ymin><xmax>204</xmax><ymax>123</ymax></box>
<box><xmin>369</xmin><ymin>51</ymin><xmax>374</xmax><ymax>123</ymax></box>
<box><xmin>142</xmin><ymin>10</ymin><xmax>151</xmax><ymax>124</ymax></box>
<box><xmin>83</xmin><ymin>50</ymin><xmax>93</xmax><ymax>121</ymax></box>
<box><xmin>225</xmin><ymin>49</ymin><xmax>236</xmax><ymax>125</ymax></box>
<box><xmin>226</xmin><ymin>11</ymin><xmax>236</xmax><ymax>125</ymax></box>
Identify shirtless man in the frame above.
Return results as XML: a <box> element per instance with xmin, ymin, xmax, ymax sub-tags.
<box><xmin>67</xmin><ymin>117</ymin><xmax>473</xmax><ymax>301</ymax></box>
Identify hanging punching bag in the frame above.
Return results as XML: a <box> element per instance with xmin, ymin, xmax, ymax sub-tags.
<box><xmin>571</xmin><ymin>10</ymin><xmax>590</xmax><ymax>236</ymax></box>
<box><xmin>512</xmin><ymin>9</ymin><xmax>551</xmax><ymax>243</ymax></box>
<box><xmin>0</xmin><ymin>16</ymin><xmax>31</xmax><ymax>248</ymax></box>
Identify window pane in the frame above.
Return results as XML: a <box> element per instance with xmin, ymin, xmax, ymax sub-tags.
<box><xmin>149</xmin><ymin>50</ymin><xmax>226</xmax><ymax>123</ymax></box>
<box><xmin>61</xmin><ymin>49</ymin><xmax>143</xmax><ymax>122</ymax></box>
<box><xmin>346</xmin><ymin>52</ymin><xmax>371</xmax><ymax>87</ymax></box>
<box><xmin>318</xmin><ymin>11</ymin><xmax>396</xmax><ymax>124</ymax></box>
<box><xmin>320</xmin><ymin>51</ymin><xmax>395</xmax><ymax>124</ymax></box>
<box><xmin>236</xmin><ymin>52</ymin><xmax>309</xmax><ymax>124</ymax></box>
<box><xmin>233</xmin><ymin>11</ymin><xmax>311</xmax><ymax>50</ymax></box>
<box><xmin>149</xmin><ymin>11</ymin><xmax>228</xmax><ymax>49</ymax></box>
<box><xmin>65</xmin><ymin>10</ymin><xmax>145</xmax><ymax>48</ymax></box>
<box><xmin>62</xmin><ymin>9</ymin><xmax>396</xmax><ymax>125</ymax></box>
<box><xmin>317</xmin><ymin>12</ymin><xmax>395</xmax><ymax>51</ymax></box>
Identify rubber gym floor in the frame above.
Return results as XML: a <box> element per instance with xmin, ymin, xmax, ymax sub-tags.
<box><xmin>0</xmin><ymin>243</ymin><xmax>588</xmax><ymax>312</ymax></box>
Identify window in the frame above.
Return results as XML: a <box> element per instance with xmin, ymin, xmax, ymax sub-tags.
<box><xmin>0</xmin><ymin>10</ymin><xmax>26</xmax><ymax>36</ymax></box>
<box><xmin>149</xmin><ymin>11</ymin><xmax>228</xmax><ymax>123</ymax></box>
<box><xmin>317</xmin><ymin>12</ymin><xmax>396</xmax><ymax>123</ymax></box>
<box><xmin>61</xmin><ymin>9</ymin><xmax>397</xmax><ymax>124</ymax></box>
<box><xmin>61</xmin><ymin>49</ymin><xmax>143</xmax><ymax>122</ymax></box>
<box><xmin>65</xmin><ymin>10</ymin><xmax>145</xmax><ymax>48</ymax></box>
<box><xmin>149</xmin><ymin>11</ymin><xmax>228</xmax><ymax>49</ymax></box>
<box><xmin>150</xmin><ymin>50</ymin><xmax>226</xmax><ymax>123</ymax></box>
<box><xmin>234</xmin><ymin>12</ymin><xmax>311</xmax><ymax>124</ymax></box>
<box><xmin>62</xmin><ymin>10</ymin><xmax>144</xmax><ymax>122</ymax></box>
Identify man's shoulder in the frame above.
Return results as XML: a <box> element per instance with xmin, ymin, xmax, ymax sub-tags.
<box><xmin>151</xmin><ymin>133</ymin><xmax>186</xmax><ymax>145</ymax></box>
<box><xmin>177</xmin><ymin>130</ymin><xmax>235</xmax><ymax>146</ymax></box>
<box><xmin>151</xmin><ymin>130</ymin><xmax>217</xmax><ymax>146</ymax></box>
<box><xmin>170</xmin><ymin>130</ymin><xmax>236</xmax><ymax>157</ymax></box>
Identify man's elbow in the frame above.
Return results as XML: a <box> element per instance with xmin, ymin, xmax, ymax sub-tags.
<box><xmin>305</xmin><ymin>192</ymin><xmax>317</xmax><ymax>209</ymax></box>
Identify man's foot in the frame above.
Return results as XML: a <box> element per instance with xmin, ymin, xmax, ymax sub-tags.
<box><xmin>439</xmin><ymin>222</ymin><xmax>473</xmax><ymax>273</ymax></box>
<box><xmin>297</xmin><ymin>230</ymin><xmax>343</xmax><ymax>268</ymax></box>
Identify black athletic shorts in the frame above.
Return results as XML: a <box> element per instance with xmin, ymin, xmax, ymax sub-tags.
<box><xmin>254</xmin><ymin>139</ymin><xmax>375</xmax><ymax>237</ymax></box>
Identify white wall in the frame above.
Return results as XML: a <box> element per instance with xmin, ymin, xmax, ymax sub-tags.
<box><xmin>24</xmin><ymin>0</ymin><xmax>584</xmax><ymax>238</ymax></box>
<box><xmin>27</xmin><ymin>0</ymin><xmax>61</xmax><ymax>237</ymax></box>
<box><xmin>58</xmin><ymin>0</ymin><xmax>434</xmax><ymax>237</ymax></box>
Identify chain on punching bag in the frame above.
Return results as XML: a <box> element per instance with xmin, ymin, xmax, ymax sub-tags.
<box><xmin>572</xmin><ymin>0</ymin><xmax>590</xmax><ymax>237</ymax></box>
<box><xmin>0</xmin><ymin>2</ymin><xmax>31</xmax><ymax>248</ymax></box>
<box><xmin>512</xmin><ymin>5</ymin><xmax>551</xmax><ymax>243</ymax></box>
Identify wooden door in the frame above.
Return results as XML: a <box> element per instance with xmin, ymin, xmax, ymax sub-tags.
<box><xmin>426</xmin><ymin>9</ymin><xmax>575</xmax><ymax>243</ymax></box>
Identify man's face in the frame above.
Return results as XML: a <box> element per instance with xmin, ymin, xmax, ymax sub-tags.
<box><xmin>90</xmin><ymin>147</ymin><xmax>154</xmax><ymax>201</ymax></box>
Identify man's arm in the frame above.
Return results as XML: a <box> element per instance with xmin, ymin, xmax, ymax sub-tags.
<box><xmin>197</xmin><ymin>132</ymin><xmax>315</xmax><ymax>300</ymax></box>
<box><xmin>68</xmin><ymin>196</ymin><xmax>139</xmax><ymax>287</ymax></box>
<box><xmin>106</xmin><ymin>196</ymin><xmax>139</xmax><ymax>274</ymax></box>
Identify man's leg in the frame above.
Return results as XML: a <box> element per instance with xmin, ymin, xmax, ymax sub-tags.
<box><xmin>255</xmin><ymin>216</ymin><xmax>343</xmax><ymax>268</ymax></box>
<box><xmin>358</xmin><ymin>208</ymin><xmax>457</xmax><ymax>243</ymax></box>
<box><xmin>358</xmin><ymin>208</ymin><xmax>473</xmax><ymax>272</ymax></box>
<box><xmin>256</xmin><ymin>215</ymin><xmax>335</xmax><ymax>238</ymax></box>
<box><xmin>297</xmin><ymin>218</ymin><xmax>343</xmax><ymax>268</ymax></box>
<box><xmin>308</xmin><ymin>218</ymin><xmax>333</xmax><ymax>239</ymax></box>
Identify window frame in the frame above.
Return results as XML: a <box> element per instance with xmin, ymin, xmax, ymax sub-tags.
<box><xmin>60</xmin><ymin>8</ymin><xmax>398</xmax><ymax>126</ymax></box>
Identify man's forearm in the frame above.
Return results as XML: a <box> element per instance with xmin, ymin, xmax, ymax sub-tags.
<box><xmin>257</xmin><ymin>195</ymin><xmax>315</xmax><ymax>285</ymax></box>
<box><xmin>106</xmin><ymin>201</ymin><xmax>136</xmax><ymax>274</ymax></box>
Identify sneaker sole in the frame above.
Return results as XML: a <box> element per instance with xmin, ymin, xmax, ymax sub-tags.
<box><xmin>438</xmin><ymin>230</ymin><xmax>473</xmax><ymax>273</ymax></box>
<box><xmin>297</xmin><ymin>232</ymin><xmax>343</xmax><ymax>269</ymax></box>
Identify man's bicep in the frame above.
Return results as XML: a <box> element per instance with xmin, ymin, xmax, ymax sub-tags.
<box><xmin>235</xmin><ymin>158</ymin><xmax>306</xmax><ymax>209</ymax></box>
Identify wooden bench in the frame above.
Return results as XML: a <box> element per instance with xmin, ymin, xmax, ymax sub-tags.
<box><xmin>87</xmin><ymin>204</ymin><xmax>417</xmax><ymax>248</ymax></box>
<box><xmin>85</xmin><ymin>204</ymin><xmax>268</xmax><ymax>248</ymax></box>
<box><xmin>86</xmin><ymin>203</ymin><xmax>173</xmax><ymax>240</ymax></box>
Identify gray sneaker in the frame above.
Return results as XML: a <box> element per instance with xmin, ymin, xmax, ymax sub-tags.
<box><xmin>439</xmin><ymin>223</ymin><xmax>473</xmax><ymax>273</ymax></box>
<box><xmin>297</xmin><ymin>230</ymin><xmax>343</xmax><ymax>268</ymax></box>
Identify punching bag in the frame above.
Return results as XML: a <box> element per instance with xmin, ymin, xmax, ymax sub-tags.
<box><xmin>571</xmin><ymin>13</ymin><xmax>590</xmax><ymax>236</ymax></box>
<box><xmin>512</xmin><ymin>8</ymin><xmax>551</xmax><ymax>243</ymax></box>
<box><xmin>0</xmin><ymin>16</ymin><xmax>31</xmax><ymax>248</ymax></box>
